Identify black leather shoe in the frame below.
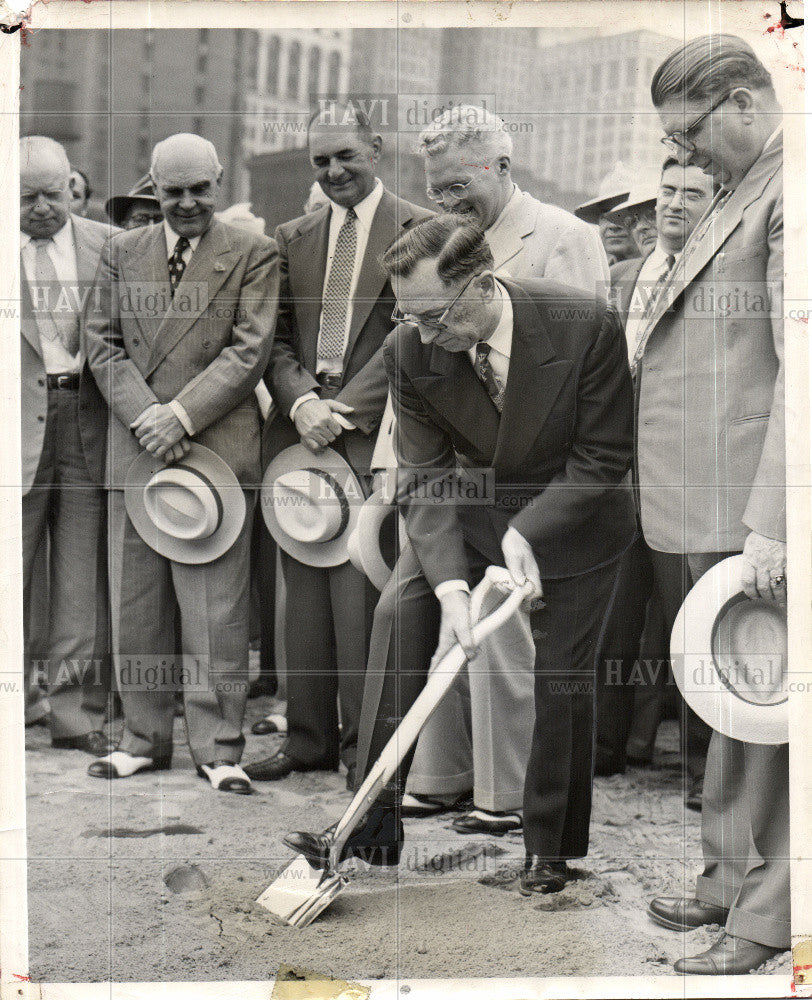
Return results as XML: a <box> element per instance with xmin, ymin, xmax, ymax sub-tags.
<box><xmin>283</xmin><ymin>804</ymin><xmax>404</xmax><ymax>870</ymax></box>
<box><xmin>519</xmin><ymin>858</ymin><xmax>572</xmax><ymax>895</ymax></box>
<box><xmin>674</xmin><ymin>933</ymin><xmax>782</xmax><ymax>975</ymax></box>
<box><xmin>686</xmin><ymin>775</ymin><xmax>703</xmax><ymax>811</ymax></box>
<box><xmin>250</xmin><ymin>713</ymin><xmax>287</xmax><ymax>736</ymax></box>
<box><xmin>648</xmin><ymin>896</ymin><xmax>729</xmax><ymax>931</ymax></box>
<box><xmin>53</xmin><ymin>731</ymin><xmax>115</xmax><ymax>756</ymax></box>
<box><xmin>243</xmin><ymin>750</ymin><xmax>336</xmax><ymax>781</ymax></box>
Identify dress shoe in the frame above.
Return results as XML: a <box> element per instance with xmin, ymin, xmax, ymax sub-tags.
<box><xmin>197</xmin><ymin>760</ymin><xmax>252</xmax><ymax>795</ymax></box>
<box><xmin>686</xmin><ymin>775</ymin><xmax>703</xmax><ymax>811</ymax></box>
<box><xmin>451</xmin><ymin>809</ymin><xmax>522</xmax><ymax>835</ymax></box>
<box><xmin>401</xmin><ymin>792</ymin><xmax>469</xmax><ymax>818</ymax></box>
<box><xmin>519</xmin><ymin>858</ymin><xmax>572</xmax><ymax>895</ymax></box>
<box><xmin>250</xmin><ymin>713</ymin><xmax>287</xmax><ymax>736</ymax></box>
<box><xmin>244</xmin><ymin>750</ymin><xmax>335</xmax><ymax>781</ymax></box>
<box><xmin>283</xmin><ymin>804</ymin><xmax>404</xmax><ymax>869</ymax></box>
<box><xmin>248</xmin><ymin>676</ymin><xmax>278</xmax><ymax>699</ymax></box>
<box><xmin>674</xmin><ymin>932</ymin><xmax>782</xmax><ymax>975</ymax></box>
<box><xmin>88</xmin><ymin>750</ymin><xmax>172</xmax><ymax>778</ymax></box>
<box><xmin>594</xmin><ymin>748</ymin><xmax>626</xmax><ymax>776</ymax></box>
<box><xmin>648</xmin><ymin>896</ymin><xmax>729</xmax><ymax>931</ymax></box>
<box><xmin>53</xmin><ymin>731</ymin><xmax>115</xmax><ymax>756</ymax></box>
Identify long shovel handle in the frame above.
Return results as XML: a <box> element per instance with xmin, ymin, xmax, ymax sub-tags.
<box><xmin>330</xmin><ymin>574</ymin><xmax>535</xmax><ymax>865</ymax></box>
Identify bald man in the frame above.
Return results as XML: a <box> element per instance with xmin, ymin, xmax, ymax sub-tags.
<box><xmin>20</xmin><ymin>137</ymin><xmax>117</xmax><ymax>753</ymax></box>
<box><xmin>84</xmin><ymin>134</ymin><xmax>280</xmax><ymax>792</ymax></box>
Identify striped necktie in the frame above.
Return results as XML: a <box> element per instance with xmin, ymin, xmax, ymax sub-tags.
<box><xmin>318</xmin><ymin>207</ymin><xmax>358</xmax><ymax>362</ymax></box>
<box><xmin>31</xmin><ymin>238</ymin><xmax>80</xmax><ymax>356</ymax></box>
<box><xmin>475</xmin><ymin>342</ymin><xmax>505</xmax><ymax>413</ymax></box>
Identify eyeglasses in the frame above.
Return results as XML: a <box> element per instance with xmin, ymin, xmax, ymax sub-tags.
<box><xmin>391</xmin><ymin>273</ymin><xmax>478</xmax><ymax>329</ymax></box>
<box><xmin>660</xmin><ymin>91</ymin><xmax>732</xmax><ymax>156</ymax></box>
<box><xmin>425</xmin><ymin>178</ymin><xmax>474</xmax><ymax>204</ymax></box>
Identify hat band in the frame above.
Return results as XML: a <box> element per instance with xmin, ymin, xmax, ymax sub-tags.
<box><xmin>303</xmin><ymin>467</ymin><xmax>350</xmax><ymax>542</ymax></box>
<box><xmin>145</xmin><ymin>464</ymin><xmax>224</xmax><ymax>540</ymax></box>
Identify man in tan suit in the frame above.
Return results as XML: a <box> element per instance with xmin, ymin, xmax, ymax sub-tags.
<box><xmin>20</xmin><ymin>137</ymin><xmax>116</xmax><ymax>754</ymax></box>
<box><xmin>638</xmin><ymin>36</ymin><xmax>787</xmax><ymax>975</ymax></box>
<box><xmin>84</xmin><ymin>134</ymin><xmax>279</xmax><ymax>792</ymax></box>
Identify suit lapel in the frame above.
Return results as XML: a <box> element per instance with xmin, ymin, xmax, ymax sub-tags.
<box><xmin>19</xmin><ymin>256</ymin><xmax>42</xmax><ymax>357</ymax></box>
<box><xmin>287</xmin><ymin>209</ymin><xmax>330</xmax><ymax>374</ymax></box>
<box><xmin>485</xmin><ymin>189</ymin><xmax>529</xmax><ymax>272</ymax></box>
<box><xmin>119</xmin><ymin>224</ymin><xmax>170</xmax><ymax>349</ymax></box>
<box><xmin>493</xmin><ymin>283</ymin><xmax>570</xmax><ymax>472</ymax></box>
<box><xmin>144</xmin><ymin>221</ymin><xmax>239</xmax><ymax>376</ymax></box>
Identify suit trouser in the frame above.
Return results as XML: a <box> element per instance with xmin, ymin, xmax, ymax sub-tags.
<box><xmin>695</xmin><ymin>737</ymin><xmax>790</xmax><ymax>948</ymax></box>
<box><xmin>109</xmin><ymin>489</ymin><xmax>253</xmax><ymax>766</ymax></box>
<box><xmin>22</xmin><ymin>387</ymin><xmax>110</xmax><ymax>739</ymax></box>
<box><xmin>406</xmin><ymin>585</ymin><xmax>535</xmax><ymax>812</ymax></box>
<box><xmin>280</xmin><ymin>552</ymin><xmax>376</xmax><ymax>771</ymax></box>
<box><xmin>356</xmin><ymin>540</ymin><xmax>622</xmax><ymax>859</ymax></box>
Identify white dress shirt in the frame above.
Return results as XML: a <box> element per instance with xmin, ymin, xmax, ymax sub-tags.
<box><xmin>436</xmin><ymin>282</ymin><xmax>513</xmax><ymax>601</ymax></box>
<box><xmin>624</xmin><ymin>244</ymin><xmax>673</xmax><ymax>365</ymax></box>
<box><xmin>290</xmin><ymin>179</ymin><xmax>385</xmax><ymax>419</ymax></box>
<box><xmin>20</xmin><ymin>219</ymin><xmax>81</xmax><ymax>374</ymax></box>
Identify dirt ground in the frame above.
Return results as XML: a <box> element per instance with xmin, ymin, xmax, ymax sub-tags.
<box><xmin>25</xmin><ymin>690</ymin><xmax>792</xmax><ymax>985</ymax></box>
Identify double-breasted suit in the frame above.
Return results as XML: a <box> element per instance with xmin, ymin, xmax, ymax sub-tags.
<box><xmin>635</xmin><ymin>136</ymin><xmax>788</xmax><ymax>950</ymax></box>
<box><xmin>85</xmin><ymin>219</ymin><xmax>279</xmax><ymax>765</ymax></box>
<box><xmin>358</xmin><ymin>277</ymin><xmax>637</xmax><ymax>859</ymax></box>
<box><xmin>21</xmin><ymin>214</ymin><xmax>117</xmax><ymax>739</ymax></box>
<box><xmin>262</xmin><ymin>188</ymin><xmax>433</xmax><ymax>774</ymax></box>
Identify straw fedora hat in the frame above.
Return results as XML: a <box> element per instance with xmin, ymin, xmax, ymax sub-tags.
<box><xmin>125</xmin><ymin>444</ymin><xmax>246</xmax><ymax>565</ymax></box>
<box><xmin>671</xmin><ymin>555</ymin><xmax>788</xmax><ymax>745</ymax></box>
<box><xmin>346</xmin><ymin>488</ymin><xmax>404</xmax><ymax>591</ymax></box>
<box><xmin>573</xmin><ymin>161</ymin><xmax>634</xmax><ymax>224</ymax></box>
<box><xmin>105</xmin><ymin>174</ymin><xmax>162</xmax><ymax>228</ymax></box>
<box><xmin>261</xmin><ymin>445</ymin><xmax>364</xmax><ymax>567</ymax></box>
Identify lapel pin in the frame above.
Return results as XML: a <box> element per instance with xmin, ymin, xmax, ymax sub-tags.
<box><xmin>214</xmin><ymin>262</ymin><xmax>226</xmax><ymax>272</ymax></box>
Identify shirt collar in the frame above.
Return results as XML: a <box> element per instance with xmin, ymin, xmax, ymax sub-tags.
<box><xmin>482</xmin><ymin>280</ymin><xmax>513</xmax><ymax>357</ymax></box>
<box><xmin>329</xmin><ymin>178</ymin><xmax>384</xmax><ymax>231</ymax></box>
<box><xmin>20</xmin><ymin>217</ymin><xmax>73</xmax><ymax>252</ymax></box>
<box><xmin>762</xmin><ymin>124</ymin><xmax>783</xmax><ymax>154</ymax></box>
<box><xmin>164</xmin><ymin>220</ymin><xmax>202</xmax><ymax>255</ymax></box>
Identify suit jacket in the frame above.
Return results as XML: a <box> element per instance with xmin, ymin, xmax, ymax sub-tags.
<box><xmin>486</xmin><ymin>186</ymin><xmax>610</xmax><ymax>295</ymax></box>
<box><xmin>636</xmin><ymin>137</ymin><xmax>784</xmax><ymax>552</ymax></box>
<box><xmin>609</xmin><ymin>256</ymin><xmax>646</xmax><ymax>329</ymax></box>
<box><xmin>21</xmin><ymin>214</ymin><xmax>119</xmax><ymax>494</ymax></box>
<box><xmin>84</xmin><ymin>219</ymin><xmax>280</xmax><ymax>488</ymax></box>
<box><xmin>383</xmin><ymin>278</ymin><xmax>637</xmax><ymax>588</ymax></box>
<box><xmin>263</xmin><ymin>187</ymin><xmax>433</xmax><ymax>476</ymax></box>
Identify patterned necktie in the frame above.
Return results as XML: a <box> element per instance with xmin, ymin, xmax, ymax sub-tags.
<box><xmin>318</xmin><ymin>207</ymin><xmax>358</xmax><ymax>361</ymax></box>
<box><xmin>168</xmin><ymin>235</ymin><xmax>191</xmax><ymax>296</ymax></box>
<box><xmin>32</xmin><ymin>238</ymin><xmax>80</xmax><ymax>356</ymax></box>
<box><xmin>475</xmin><ymin>342</ymin><xmax>505</xmax><ymax>413</ymax></box>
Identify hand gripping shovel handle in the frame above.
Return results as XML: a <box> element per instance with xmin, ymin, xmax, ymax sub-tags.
<box><xmin>329</xmin><ymin>569</ymin><xmax>535</xmax><ymax>868</ymax></box>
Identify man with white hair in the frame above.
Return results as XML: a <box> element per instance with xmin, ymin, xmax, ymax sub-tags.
<box><xmin>84</xmin><ymin>133</ymin><xmax>280</xmax><ymax>793</ymax></box>
<box><xmin>20</xmin><ymin>136</ymin><xmax>117</xmax><ymax>753</ymax></box>
<box><xmin>404</xmin><ymin>106</ymin><xmax>610</xmax><ymax>835</ymax></box>
<box><xmin>420</xmin><ymin>105</ymin><xmax>609</xmax><ymax>292</ymax></box>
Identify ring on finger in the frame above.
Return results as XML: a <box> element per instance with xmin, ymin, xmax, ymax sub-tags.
<box><xmin>770</xmin><ymin>574</ymin><xmax>786</xmax><ymax>587</ymax></box>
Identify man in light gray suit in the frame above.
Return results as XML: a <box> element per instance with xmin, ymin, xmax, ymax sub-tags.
<box><xmin>20</xmin><ymin>136</ymin><xmax>117</xmax><ymax>754</ymax></box>
<box><xmin>84</xmin><ymin>134</ymin><xmax>280</xmax><ymax>792</ymax></box>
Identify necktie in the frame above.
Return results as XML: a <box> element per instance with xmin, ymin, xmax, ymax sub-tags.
<box><xmin>638</xmin><ymin>254</ymin><xmax>676</xmax><ymax>328</ymax></box>
<box><xmin>475</xmin><ymin>342</ymin><xmax>505</xmax><ymax>413</ymax></box>
<box><xmin>318</xmin><ymin>207</ymin><xmax>358</xmax><ymax>361</ymax></box>
<box><xmin>168</xmin><ymin>236</ymin><xmax>191</xmax><ymax>296</ymax></box>
<box><xmin>32</xmin><ymin>238</ymin><xmax>80</xmax><ymax>356</ymax></box>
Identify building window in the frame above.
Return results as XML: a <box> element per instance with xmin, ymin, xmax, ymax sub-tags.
<box><xmin>197</xmin><ymin>50</ymin><xmax>208</xmax><ymax>74</ymax></box>
<box><xmin>287</xmin><ymin>41</ymin><xmax>302</xmax><ymax>99</ymax></box>
<box><xmin>307</xmin><ymin>46</ymin><xmax>321</xmax><ymax>99</ymax></box>
<box><xmin>266</xmin><ymin>36</ymin><xmax>281</xmax><ymax>95</ymax></box>
<box><xmin>590</xmin><ymin>64</ymin><xmax>601</xmax><ymax>93</ymax></box>
<box><xmin>327</xmin><ymin>50</ymin><xmax>341</xmax><ymax>95</ymax></box>
<box><xmin>198</xmin><ymin>28</ymin><xmax>209</xmax><ymax>44</ymax></box>
<box><xmin>194</xmin><ymin>84</ymin><xmax>205</xmax><ymax>106</ymax></box>
<box><xmin>625</xmin><ymin>59</ymin><xmax>636</xmax><ymax>87</ymax></box>
<box><xmin>192</xmin><ymin>116</ymin><xmax>203</xmax><ymax>134</ymax></box>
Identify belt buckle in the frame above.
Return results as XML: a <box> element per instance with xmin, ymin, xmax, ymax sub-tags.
<box><xmin>57</xmin><ymin>374</ymin><xmax>71</xmax><ymax>389</ymax></box>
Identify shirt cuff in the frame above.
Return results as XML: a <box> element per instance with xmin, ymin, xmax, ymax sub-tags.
<box><xmin>168</xmin><ymin>399</ymin><xmax>195</xmax><ymax>436</ymax></box>
<box><xmin>290</xmin><ymin>391</ymin><xmax>319</xmax><ymax>421</ymax></box>
<box><xmin>434</xmin><ymin>580</ymin><xmax>471</xmax><ymax>600</ymax></box>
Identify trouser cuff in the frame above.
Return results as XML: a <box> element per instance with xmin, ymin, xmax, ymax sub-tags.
<box><xmin>727</xmin><ymin>908</ymin><xmax>791</xmax><ymax>950</ymax></box>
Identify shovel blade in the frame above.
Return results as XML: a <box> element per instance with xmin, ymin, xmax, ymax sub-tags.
<box><xmin>256</xmin><ymin>855</ymin><xmax>347</xmax><ymax>927</ymax></box>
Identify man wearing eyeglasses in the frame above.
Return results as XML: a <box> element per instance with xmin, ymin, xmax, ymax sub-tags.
<box><xmin>420</xmin><ymin>105</ymin><xmax>609</xmax><ymax>294</ymax></box>
<box><xmin>634</xmin><ymin>36</ymin><xmax>787</xmax><ymax>975</ymax></box>
<box><xmin>247</xmin><ymin>104</ymin><xmax>432</xmax><ymax>788</ymax></box>
<box><xmin>283</xmin><ymin>215</ymin><xmax>636</xmax><ymax>894</ymax></box>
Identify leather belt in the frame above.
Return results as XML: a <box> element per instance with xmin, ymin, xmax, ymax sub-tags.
<box><xmin>47</xmin><ymin>372</ymin><xmax>80</xmax><ymax>391</ymax></box>
<box><xmin>316</xmin><ymin>373</ymin><xmax>343</xmax><ymax>390</ymax></box>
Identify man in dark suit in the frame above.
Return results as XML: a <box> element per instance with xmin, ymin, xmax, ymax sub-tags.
<box><xmin>20</xmin><ymin>136</ymin><xmax>117</xmax><ymax>753</ymax></box>
<box><xmin>641</xmin><ymin>36</ymin><xmax>788</xmax><ymax>975</ymax></box>
<box><xmin>245</xmin><ymin>105</ymin><xmax>433</xmax><ymax>786</ymax></box>
<box><xmin>285</xmin><ymin>215</ymin><xmax>637</xmax><ymax>893</ymax></box>
<box><xmin>84</xmin><ymin>133</ymin><xmax>279</xmax><ymax>792</ymax></box>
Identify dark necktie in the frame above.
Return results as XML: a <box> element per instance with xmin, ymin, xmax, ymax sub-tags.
<box><xmin>639</xmin><ymin>254</ymin><xmax>676</xmax><ymax>326</ymax></box>
<box><xmin>318</xmin><ymin>207</ymin><xmax>358</xmax><ymax>361</ymax></box>
<box><xmin>31</xmin><ymin>238</ymin><xmax>80</xmax><ymax>356</ymax></box>
<box><xmin>168</xmin><ymin>236</ymin><xmax>191</xmax><ymax>296</ymax></box>
<box><xmin>475</xmin><ymin>342</ymin><xmax>505</xmax><ymax>413</ymax></box>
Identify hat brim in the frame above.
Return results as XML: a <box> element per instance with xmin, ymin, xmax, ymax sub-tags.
<box><xmin>573</xmin><ymin>191</ymin><xmax>630</xmax><ymax>224</ymax></box>
<box><xmin>261</xmin><ymin>445</ymin><xmax>364</xmax><ymax>567</ymax></box>
<box><xmin>125</xmin><ymin>444</ymin><xmax>246</xmax><ymax>565</ymax></box>
<box><xmin>671</xmin><ymin>555</ymin><xmax>788</xmax><ymax>745</ymax></box>
<box><xmin>105</xmin><ymin>195</ymin><xmax>162</xmax><ymax>227</ymax></box>
<box><xmin>604</xmin><ymin>196</ymin><xmax>657</xmax><ymax>224</ymax></box>
<box><xmin>347</xmin><ymin>487</ymin><xmax>402</xmax><ymax>591</ymax></box>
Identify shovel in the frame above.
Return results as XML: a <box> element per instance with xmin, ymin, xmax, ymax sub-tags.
<box><xmin>256</xmin><ymin>566</ymin><xmax>535</xmax><ymax>927</ymax></box>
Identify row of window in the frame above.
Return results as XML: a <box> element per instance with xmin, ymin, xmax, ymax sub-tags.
<box><xmin>263</xmin><ymin>38</ymin><xmax>342</xmax><ymax>100</ymax></box>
